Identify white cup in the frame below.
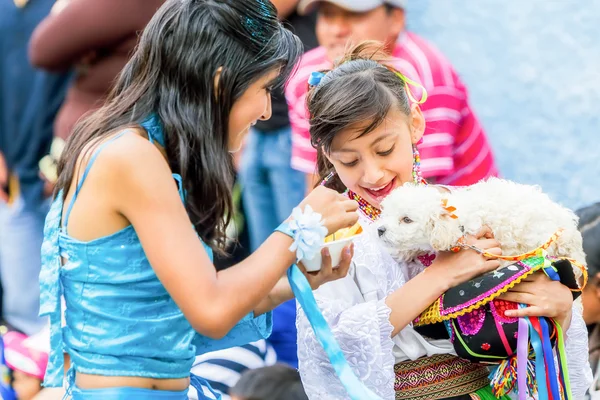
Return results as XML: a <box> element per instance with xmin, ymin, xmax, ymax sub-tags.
<box><xmin>300</xmin><ymin>233</ymin><xmax>361</xmax><ymax>272</ymax></box>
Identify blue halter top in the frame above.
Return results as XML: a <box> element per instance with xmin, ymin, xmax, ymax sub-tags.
<box><xmin>39</xmin><ymin>114</ymin><xmax>272</xmax><ymax>390</ymax></box>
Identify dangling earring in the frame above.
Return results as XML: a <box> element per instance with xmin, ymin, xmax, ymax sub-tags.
<box><xmin>412</xmin><ymin>143</ymin><xmax>424</xmax><ymax>184</ymax></box>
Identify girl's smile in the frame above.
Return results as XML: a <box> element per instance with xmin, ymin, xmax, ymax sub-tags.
<box><xmin>360</xmin><ymin>176</ymin><xmax>398</xmax><ymax>203</ymax></box>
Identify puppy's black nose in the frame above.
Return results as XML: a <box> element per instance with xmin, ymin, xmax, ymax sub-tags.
<box><xmin>377</xmin><ymin>226</ymin><xmax>386</xmax><ymax>237</ymax></box>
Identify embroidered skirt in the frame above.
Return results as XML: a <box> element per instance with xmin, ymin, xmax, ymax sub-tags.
<box><xmin>394</xmin><ymin>354</ymin><xmax>510</xmax><ymax>400</ymax></box>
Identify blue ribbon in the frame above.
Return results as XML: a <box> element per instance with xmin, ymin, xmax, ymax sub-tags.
<box><xmin>543</xmin><ymin>265</ymin><xmax>561</xmax><ymax>283</ymax></box>
<box><xmin>539</xmin><ymin>317</ymin><xmax>560</xmax><ymax>399</ymax></box>
<box><xmin>308</xmin><ymin>71</ymin><xmax>325</xmax><ymax>87</ymax></box>
<box><xmin>525</xmin><ymin>313</ymin><xmax>548</xmax><ymax>400</ymax></box>
<box><xmin>190</xmin><ymin>374</ymin><xmax>222</xmax><ymax>400</ymax></box>
<box><xmin>287</xmin><ymin>264</ymin><xmax>383</xmax><ymax>400</ymax></box>
<box><xmin>542</xmin><ymin>261</ymin><xmax>568</xmax><ymax>398</ymax></box>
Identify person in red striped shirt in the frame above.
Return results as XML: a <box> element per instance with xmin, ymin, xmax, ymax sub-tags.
<box><xmin>286</xmin><ymin>0</ymin><xmax>499</xmax><ymax>191</ymax></box>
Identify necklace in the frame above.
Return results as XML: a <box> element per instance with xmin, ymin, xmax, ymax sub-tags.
<box><xmin>347</xmin><ymin>190</ymin><xmax>381</xmax><ymax>221</ymax></box>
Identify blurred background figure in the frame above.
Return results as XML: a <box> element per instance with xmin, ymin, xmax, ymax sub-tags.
<box><xmin>229</xmin><ymin>364</ymin><xmax>308</xmax><ymax>400</ymax></box>
<box><xmin>237</xmin><ymin>0</ymin><xmax>317</xmax><ymax>368</ymax></box>
<box><xmin>576</xmin><ymin>203</ymin><xmax>600</xmax><ymax>398</ymax></box>
<box><xmin>0</xmin><ymin>328</ymin><xmax>49</xmax><ymax>400</ymax></box>
<box><xmin>188</xmin><ymin>340</ymin><xmax>276</xmax><ymax>400</ymax></box>
<box><xmin>29</xmin><ymin>0</ymin><xmax>165</xmax><ymax>141</ymax></box>
<box><xmin>0</xmin><ymin>0</ymin><xmax>71</xmax><ymax>335</ymax></box>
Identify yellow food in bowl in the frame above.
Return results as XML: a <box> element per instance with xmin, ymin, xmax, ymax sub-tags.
<box><xmin>325</xmin><ymin>222</ymin><xmax>363</xmax><ymax>243</ymax></box>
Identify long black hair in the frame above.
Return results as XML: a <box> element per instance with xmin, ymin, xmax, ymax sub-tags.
<box><xmin>56</xmin><ymin>0</ymin><xmax>302</xmax><ymax>250</ymax></box>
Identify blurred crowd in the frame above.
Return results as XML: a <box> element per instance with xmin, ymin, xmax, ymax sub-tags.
<box><xmin>0</xmin><ymin>0</ymin><xmax>598</xmax><ymax>399</ymax></box>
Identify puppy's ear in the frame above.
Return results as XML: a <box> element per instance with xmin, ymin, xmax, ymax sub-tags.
<box><xmin>428</xmin><ymin>211</ymin><xmax>464</xmax><ymax>251</ymax></box>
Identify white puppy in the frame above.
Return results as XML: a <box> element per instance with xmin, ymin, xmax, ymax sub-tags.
<box><xmin>376</xmin><ymin>178</ymin><xmax>585</xmax><ymax>276</ymax></box>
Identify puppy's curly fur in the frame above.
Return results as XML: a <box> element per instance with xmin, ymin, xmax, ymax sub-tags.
<box><xmin>376</xmin><ymin>178</ymin><xmax>586</xmax><ymax>277</ymax></box>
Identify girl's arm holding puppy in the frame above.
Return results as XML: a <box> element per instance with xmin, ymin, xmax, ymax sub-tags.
<box><xmin>385</xmin><ymin>226</ymin><xmax>502</xmax><ymax>336</ymax></box>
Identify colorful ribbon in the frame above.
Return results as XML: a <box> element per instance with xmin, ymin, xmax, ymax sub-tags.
<box><xmin>543</xmin><ymin>265</ymin><xmax>561</xmax><ymax>283</ymax></box>
<box><xmin>545</xmin><ymin>261</ymin><xmax>573</xmax><ymax>399</ymax></box>
<box><xmin>287</xmin><ymin>264</ymin><xmax>383</xmax><ymax>400</ymax></box>
<box><xmin>539</xmin><ymin>317</ymin><xmax>560</xmax><ymax>399</ymax></box>
<box><xmin>526</xmin><ymin>315</ymin><xmax>549</xmax><ymax>400</ymax></box>
<box><xmin>522</xmin><ymin>312</ymin><xmax>572</xmax><ymax>400</ymax></box>
<box><xmin>516</xmin><ymin>313</ymin><xmax>529</xmax><ymax>400</ymax></box>
<box><xmin>394</xmin><ymin>72</ymin><xmax>428</xmax><ymax>104</ymax></box>
<box><xmin>458</xmin><ymin>232</ymin><xmax>563</xmax><ymax>262</ymax></box>
<box><xmin>494</xmin><ymin>316</ymin><xmax>513</xmax><ymax>357</ymax></box>
<box><xmin>307</xmin><ymin>68</ymin><xmax>429</xmax><ymax>106</ymax></box>
<box><xmin>553</xmin><ymin>320</ymin><xmax>572</xmax><ymax>399</ymax></box>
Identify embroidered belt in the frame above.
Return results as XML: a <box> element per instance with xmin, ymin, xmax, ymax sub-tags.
<box><xmin>394</xmin><ymin>354</ymin><xmax>489</xmax><ymax>400</ymax></box>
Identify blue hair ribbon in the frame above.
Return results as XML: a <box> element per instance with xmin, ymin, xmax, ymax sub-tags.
<box><xmin>308</xmin><ymin>71</ymin><xmax>326</xmax><ymax>87</ymax></box>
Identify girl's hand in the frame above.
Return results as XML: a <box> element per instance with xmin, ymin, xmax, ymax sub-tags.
<box><xmin>499</xmin><ymin>271</ymin><xmax>573</xmax><ymax>329</ymax></box>
<box><xmin>428</xmin><ymin>226</ymin><xmax>502</xmax><ymax>290</ymax></box>
<box><xmin>298</xmin><ymin>244</ymin><xmax>354</xmax><ymax>290</ymax></box>
<box><xmin>255</xmin><ymin>243</ymin><xmax>355</xmax><ymax>316</ymax></box>
<box><xmin>299</xmin><ymin>186</ymin><xmax>358</xmax><ymax>235</ymax></box>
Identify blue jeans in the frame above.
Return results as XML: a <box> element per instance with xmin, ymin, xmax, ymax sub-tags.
<box><xmin>238</xmin><ymin>126</ymin><xmax>305</xmax><ymax>368</ymax></box>
<box><xmin>0</xmin><ymin>193</ymin><xmax>48</xmax><ymax>334</ymax></box>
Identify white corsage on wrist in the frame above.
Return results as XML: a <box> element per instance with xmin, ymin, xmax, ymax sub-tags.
<box><xmin>276</xmin><ymin>205</ymin><xmax>328</xmax><ymax>262</ymax></box>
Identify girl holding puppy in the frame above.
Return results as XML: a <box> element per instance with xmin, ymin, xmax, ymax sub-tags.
<box><xmin>296</xmin><ymin>42</ymin><xmax>591</xmax><ymax>399</ymax></box>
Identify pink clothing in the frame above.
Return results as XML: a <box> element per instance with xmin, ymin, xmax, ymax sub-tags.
<box><xmin>285</xmin><ymin>32</ymin><xmax>499</xmax><ymax>186</ymax></box>
<box><xmin>3</xmin><ymin>331</ymin><xmax>48</xmax><ymax>380</ymax></box>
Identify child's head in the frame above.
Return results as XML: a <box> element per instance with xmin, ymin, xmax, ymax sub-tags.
<box><xmin>308</xmin><ymin>41</ymin><xmax>425</xmax><ymax>209</ymax></box>
<box><xmin>3</xmin><ymin>331</ymin><xmax>48</xmax><ymax>400</ymax></box>
<box><xmin>299</xmin><ymin>0</ymin><xmax>406</xmax><ymax>62</ymax></box>
<box><xmin>229</xmin><ymin>364</ymin><xmax>308</xmax><ymax>400</ymax></box>
<box><xmin>576</xmin><ymin>203</ymin><xmax>600</xmax><ymax>325</ymax></box>
<box><xmin>58</xmin><ymin>0</ymin><xmax>302</xmax><ymax>249</ymax></box>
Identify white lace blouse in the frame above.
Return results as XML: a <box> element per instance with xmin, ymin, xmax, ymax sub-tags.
<box><xmin>296</xmin><ymin>215</ymin><xmax>592</xmax><ymax>400</ymax></box>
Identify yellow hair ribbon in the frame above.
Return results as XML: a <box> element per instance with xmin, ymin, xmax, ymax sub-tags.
<box><xmin>395</xmin><ymin>71</ymin><xmax>428</xmax><ymax>104</ymax></box>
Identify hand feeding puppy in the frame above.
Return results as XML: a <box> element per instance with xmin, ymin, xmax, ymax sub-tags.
<box><xmin>375</xmin><ymin>178</ymin><xmax>586</xmax><ymax>277</ymax></box>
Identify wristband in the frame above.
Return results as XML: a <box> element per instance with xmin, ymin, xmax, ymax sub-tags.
<box><xmin>275</xmin><ymin>205</ymin><xmax>327</xmax><ymax>262</ymax></box>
